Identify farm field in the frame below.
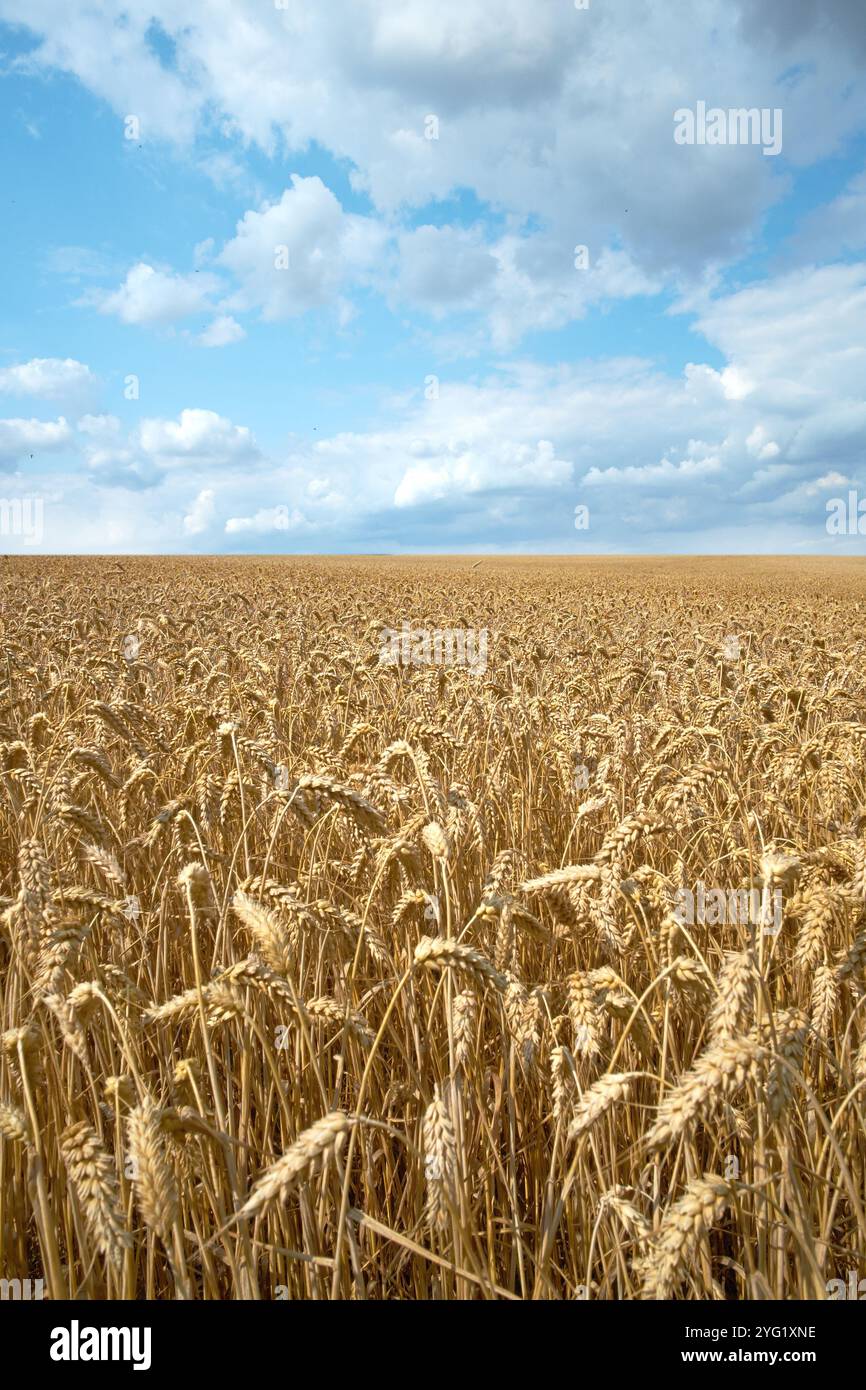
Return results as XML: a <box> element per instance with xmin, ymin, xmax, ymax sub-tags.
<box><xmin>2</xmin><ymin>554</ymin><xmax>866</xmax><ymax>1300</ymax></box>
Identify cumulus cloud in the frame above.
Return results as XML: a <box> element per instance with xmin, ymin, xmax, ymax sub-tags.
<box><xmin>7</xmin><ymin>0</ymin><xmax>866</xmax><ymax>281</ymax></box>
<box><xmin>4</xmin><ymin>1</ymin><xmax>866</xmax><ymax>552</ymax></box>
<box><xmin>746</xmin><ymin>425</ymin><xmax>780</xmax><ymax>460</ymax></box>
<box><xmin>77</xmin><ymin>413</ymin><xmax>120</xmax><ymax>437</ymax></box>
<box><xmin>197</xmin><ymin>315</ymin><xmax>246</xmax><ymax>348</ymax></box>
<box><xmin>0</xmin><ymin>358</ymin><xmax>96</xmax><ymax>400</ymax></box>
<box><xmin>0</xmin><ymin>416</ymin><xmax>72</xmax><ymax>466</ymax></box>
<box><xmin>77</xmin><ymin>414</ymin><xmax>158</xmax><ymax>488</ymax></box>
<box><xmin>137</xmin><ymin>409</ymin><xmax>260</xmax><ymax>469</ymax></box>
<box><xmin>685</xmin><ymin>363</ymin><xmax>755</xmax><ymax>402</ymax></box>
<box><xmin>225</xmin><ymin>505</ymin><xmax>307</xmax><ymax>534</ymax></box>
<box><xmin>218</xmin><ymin>176</ymin><xmax>387</xmax><ymax>322</ymax></box>
<box><xmin>2</xmin><ymin>2</ymin><xmax>198</xmax><ymax>143</ymax></box>
<box><xmin>75</xmin><ymin>409</ymin><xmax>261</xmax><ymax>488</ymax></box>
<box><xmin>690</xmin><ymin>264</ymin><xmax>866</xmax><ymax>443</ymax></box>
<box><xmin>583</xmin><ymin>454</ymin><xmax>723</xmax><ymax>488</ymax></box>
<box><xmin>394</xmin><ymin>438</ymin><xmax>572</xmax><ymax>507</ymax></box>
<box><xmin>183</xmin><ymin>488</ymin><xmax>217</xmax><ymax>535</ymax></box>
<box><xmin>395</xmin><ymin>229</ymin><xmax>662</xmax><ymax>345</ymax></box>
<box><xmin>14</xmin><ymin>0</ymin><xmax>864</xmax><ymax>350</ymax></box>
<box><xmin>397</xmin><ymin>226</ymin><xmax>498</xmax><ymax>312</ymax></box>
<box><xmin>6</xmin><ymin>250</ymin><xmax>864</xmax><ymax>549</ymax></box>
<box><xmin>80</xmin><ymin>182</ymin><xmax>664</xmax><ymax>350</ymax></box>
<box><xmin>91</xmin><ymin>262</ymin><xmax>219</xmax><ymax>327</ymax></box>
<box><xmin>276</xmin><ymin>259</ymin><xmax>866</xmax><ymax>547</ymax></box>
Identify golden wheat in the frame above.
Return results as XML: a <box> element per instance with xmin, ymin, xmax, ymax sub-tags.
<box><xmin>1</xmin><ymin>554</ymin><xmax>865</xmax><ymax>1300</ymax></box>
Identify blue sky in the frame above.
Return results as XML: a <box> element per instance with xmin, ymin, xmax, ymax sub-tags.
<box><xmin>1</xmin><ymin>0</ymin><xmax>865</xmax><ymax>553</ymax></box>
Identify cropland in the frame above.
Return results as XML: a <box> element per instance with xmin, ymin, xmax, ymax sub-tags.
<box><xmin>1</xmin><ymin>554</ymin><xmax>865</xmax><ymax>1300</ymax></box>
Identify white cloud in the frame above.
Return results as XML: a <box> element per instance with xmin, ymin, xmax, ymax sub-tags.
<box><xmin>92</xmin><ymin>262</ymin><xmax>219</xmax><ymax>326</ymax></box>
<box><xmin>17</xmin><ymin>2</ymin><xmax>864</xmax><ymax>351</ymax></box>
<box><xmin>7</xmin><ymin>251</ymin><xmax>864</xmax><ymax>548</ymax></box>
<box><xmin>583</xmin><ymin>454</ymin><xmax>723</xmax><ymax>488</ymax></box>
<box><xmin>78</xmin><ymin>413</ymin><xmax>158</xmax><ymax>488</ymax></box>
<box><xmin>7</xmin><ymin>0</ymin><xmax>865</xmax><ymax>283</ymax></box>
<box><xmin>397</xmin><ymin>225</ymin><xmax>498</xmax><ymax>312</ymax></box>
<box><xmin>138</xmin><ymin>409</ymin><xmax>260</xmax><ymax>468</ymax></box>
<box><xmin>184</xmin><ymin>489</ymin><xmax>216</xmax><ymax>535</ymax></box>
<box><xmin>83</xmin><ymin>184</ymin><xmax>663</xmax><ymax>350</ymax></box>
<box><xmin>218</xmin><ymin>176</ymin><xmax>387</xmax><ymax>322</ymax></box>
<box><xmin>692</xmin><ymin>264</ymin><xmax>866</xmax><ymax>408</ymax></box>
<box><xmin>393</xmin><ymin>227</ymin><xmax>662</xmax><ymax>347</ymax></box>
<box><xmin>746</xmin><ymin>424</ymin><xmax>780</xmax><ymax>460</ymax></box>
<box><xmin>394</xmin><ymin>438</ymin><xmax>572</xmax><ymax>507</ymax></box>
<box><xmin>225</xmin><ymin>505</ymin><xmax>307</xmax><ymax>534</ymax></box>
<box><xmin>75</xmin><ymin>409</ymin><xmax>261</xmax><ymax>487</ymax></box>
<box><xmin>0</xmin><ymin>416</ymin><xmax>72</xmax><ymax>465</ymax></box>
<box><xmin>77</xmin><ymin>413</ymin><xmax>121</xmax><ymax>438</ymax></box>
<box><xmin>4</xmin><ymin>3</ymin><xmax>198</xmax><ymax>143</ymax></box>
<box><xmin>685</xmin><ymin>363</ymin><xmax>756</xmax><ymax>402</ymax></box>
<box><xmin>197</xmin><ymin>315</ymin><xmax>246</xmax><ymax>348</ymax></box>
<box><xmin>0</xmin><ymin>358</ymin><xmax>95</xmax><ymax>399</ymax></box>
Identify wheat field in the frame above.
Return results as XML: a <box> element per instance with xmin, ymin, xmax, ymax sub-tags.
<box><xmin>2</xmin><ymin>554</ymin><xmax>866</xmax><ymax>1301</ymax></box>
